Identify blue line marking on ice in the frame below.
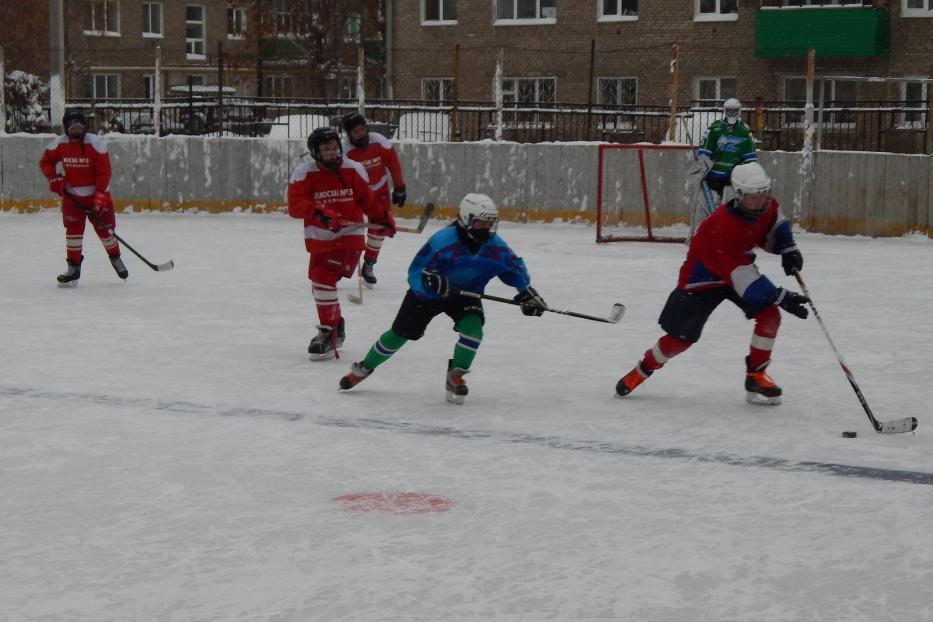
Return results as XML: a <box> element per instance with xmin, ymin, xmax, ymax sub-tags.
<box><xmin>3</xmin><ymin>386</ymin><xmax>930</xmax><ymax>486</ymax></box>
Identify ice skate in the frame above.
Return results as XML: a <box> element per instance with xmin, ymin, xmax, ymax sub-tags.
<box><xmin>110</xmin><ymin>254</ymin><xmax>128</xmax><ymax>280</ymax></box>
<box><xmin>56</xmin><ymin>256</ymin><xmax>83</xmax><ymax>288</ymax></box>
<box><xmin>339</xmin><ymin>361</ymin><xmax>372</xmax><ymax>390</ymax></box>
<box><xmin>361</xmin><ymin>259</ymin><xmax>377</xmax><ymax>288</ymax></box>
<box><xmin>308</xmin><ymin>318</ymin><xmax>345</xmax><ymax>361</ymax></box>
<box><xmin>445</xmin><ymin>361</ymin><xmax>469</xmax><ymax>404</ymax></box>
<box><xmin>745</xmin><ymin>357</ymin><xmax>782</xmax><ymax>405</ymax></box>
<box><xmin>615</xmin><ymin>363</ymin><xmax>652</xmax><ymax>397</ymax></box>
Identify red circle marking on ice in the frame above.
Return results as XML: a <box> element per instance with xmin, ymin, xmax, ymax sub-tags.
<box><xmin>334</xmin><ymin>492</ymin><xmax>454</xmax><ymax>514</ymax></box>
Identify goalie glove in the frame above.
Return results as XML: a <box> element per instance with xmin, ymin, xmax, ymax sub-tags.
<box><xmin>687</xmin><ymin>155</ymin><xmax>713</xmax><ymax>182</ymax></box>
<box><xmin>514</xmin><ymin>286</ymin><xmax>547</xmax><ymax>317</ymax></box>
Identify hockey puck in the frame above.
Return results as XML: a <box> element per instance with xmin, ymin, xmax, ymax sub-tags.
<box><xmin>842</xmin><ymin>431</ymin><xmax>858</xmax><ymax>438</ymax></box>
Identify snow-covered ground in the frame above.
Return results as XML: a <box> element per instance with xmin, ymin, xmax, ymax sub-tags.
<box><xmin>2</xmin><ymin>211</ymin><xmax>931</xmax><ymax>622</ymax></box>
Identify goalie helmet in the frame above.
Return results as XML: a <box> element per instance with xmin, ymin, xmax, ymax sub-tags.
<box><xmin>723</xmin><ymin>98</ymin><xmax>742</xmax><ymax>125</ymax></box>
<box><xmin>731</xmin><ymin>162</ymin><xmax>772</xmax><ymax>217</ymax></box>
<box><xmin>307</xmin><ymin>126</ymin><xmax>342</xmax><ymax>170</ymax></box>
<box><xmin>457</xmin><ymin>193</ymin><xmax>499</xmax><ymax>243</ymax></box>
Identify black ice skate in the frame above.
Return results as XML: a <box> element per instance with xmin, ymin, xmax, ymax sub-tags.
<box><xmin>615</xmin><ymin>363</ymin><xmax>653</xmax><ymax>397</ymax></box>
<box><xmin>361</xmin><ymin>260</ymin><xmax>377</xmax><ymax>288</ymax></box>
<box><xmin>57</xmin><ymin>255</ymin><xmax>83</xmax><ymax>288</ymax></box>
<box><xmin>307</xmin><ymin>318</ymin><xmax>345</xmax><ymax>361</ymax></box>
<box><xmin>110</xmin><ymin>254</ymin><xmax>129</xmax><ymax>280</ymax></box>
<box><xmin>745</xmin><ymin>357</ymin><xmax>782</xmax><ymax>406</ymax></box>
<box><xmin>445</xmin><ymin>360</ymin><xmax>470</xmax><ymax>404</ymax></box>
<box><xmin>339</xmin><ymin>361</ymin><xmax>373</xmax><ymax>390</ymax></box>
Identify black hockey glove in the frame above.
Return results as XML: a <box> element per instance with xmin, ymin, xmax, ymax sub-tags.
<box><xmin>781</xmin><ymin>249</ymin><xmax>804</xmax><ymax>276</ymax></box>
<box><xmin>773</xmin><ymin>288</ymin><xmax>810</xmax><ymax>319</ymax></box>
<box><xmin>391</xmin><ymin>184</ymin><xmax>407</xmax><ymax>207</ymax></box>
<box><xmin>514</xmin><ymin>286</ymin><xmax>547</xmax><ymax>317</ymax></box>
<box><xmin>421</xmin><ymin>269</ymin><xmax>450</xmax><ymax>298</ymax></box>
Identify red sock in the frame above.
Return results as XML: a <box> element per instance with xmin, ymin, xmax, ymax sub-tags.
<box><xmin>748</xmin><ymin>305</ymin><xmax>781</xmax><ymax>370</ymax></box>
<box><xmin>642</xmin><ymin>334</ymin><xmax>692</xmax><ymax>372</ymax></box>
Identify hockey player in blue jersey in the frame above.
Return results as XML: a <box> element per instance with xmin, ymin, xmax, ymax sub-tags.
<box><xmin>339</xmin><ymin>193</ymin><xmax>547</xmax><ymax>404</ymax></box>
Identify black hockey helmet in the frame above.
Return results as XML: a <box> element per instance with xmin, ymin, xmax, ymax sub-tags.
<box><xmin>62</xmin><ymin>109</ymin><xmax>87</xmax><ymax>137</ymax></box>
<box><xmin>341</xmin><ymin>112</ymin><xmax>367</xmax><ymax>134</ymax></box>
<box><xmin>307</xmin><ymin>126</ymin><xmax>342</xmax><ymax>170</ymax></box>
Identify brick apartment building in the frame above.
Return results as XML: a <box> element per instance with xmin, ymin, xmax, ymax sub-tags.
<box><xmin>0</xmin><ymin>1</ymin><xmax>386</xmax><ymax>102</ymax></box>
<box><xmin>388</xmin><ymin>0</ymin><xmax>933</xmax><ymax>110</ymax></box>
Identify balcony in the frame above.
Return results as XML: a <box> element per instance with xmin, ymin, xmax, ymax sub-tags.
<box><xmin>755</xmin><ymin>7</ymin><xmax>890</xmax><ymax>57</ymax></box>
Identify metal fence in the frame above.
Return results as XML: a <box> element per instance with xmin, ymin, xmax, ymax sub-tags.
<box><xmin>6</xmin><ymin>96</ymin><xmax>930</xmax><ymax>154</ymax></box>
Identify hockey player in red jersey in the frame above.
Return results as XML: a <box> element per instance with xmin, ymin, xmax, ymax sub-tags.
<box><xmin>39</xmin><ymin>109</ymin><xmax>127</xmax><ymax>286</ymax></box>
<box><xmin>341</xmin><ymin>112</ymin><xmax>406</xmax><ymax>288</ymax></box>
<box><xmin>615</xmin><ymin>162</ymin><xmax>809</xmax><ymax>405</ymax></box>
<box><xmin>288</xmin><ymin>126</ymin><xmax>397</xmax><ymax>360</ymax></box>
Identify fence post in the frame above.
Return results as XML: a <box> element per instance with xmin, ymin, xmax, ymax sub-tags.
<box><xmin>154</xmin><ymin>45</ymin><xmax>162</xmax><ymax>136</ymax></box>
<box><xmin>754</xmin><ymin>96</ymin><xmax>764</xmax><ymax>132</ymax></box>
<box><xmin>451</xmin><ymin>44</ymin><xmax>460</xmax><ymax>141</ymax></box>
<box><xmin>357</xmin><ymin>47</ymin><xmax>365</xmax><ymax>115</ymax></box>
<box><xmin>586</xmin><ymin>39</ymin><xmax>595</xmax><ymax>140</ymax></box>
<box><xmin>795</xmin><ymin>49</ymin><xmax>817</xmax><ymax>226</ymax></box>
<box><xmin>0</xmin><ymin>46</ymin><xmax>6</xmax><ymax>134</ymax></box>
<box><xmin>217</xmin><ymin>41</ymin><xmax>224</xmax><ymax>136</ymax></box>
<box><xmin>495</xmin><ymin>48</ymin><xmax>504</xmax><ymax>141</ymax></box>
<box><xmin>927</xmin><ymin>65</ymin><xmax>933</xmax><ymax>155</ymax></box>
<box><xmin>665</xmin><ymin>44</ymin><xmax>679</xmax><ymax>142</ymax></box>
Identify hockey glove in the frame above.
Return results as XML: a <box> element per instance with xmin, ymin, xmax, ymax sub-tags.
<box><xmin>391</xmin><ymin>184</ymin><xmax>407</xmax><ymax>208</ymax></box>
<box><xmin>781</xmin><ymin>249</ymin><xmax>804</xmax><ymax>276</ymax></box>
<box><xmin>312</xmin><ymin>205</ymin><xmax>343</xmax><ymax>232</ymax></box>
<box><xmin>514</xmin><ymin>286</ymin><xmax>547</xmax><ymax>317</ymax></box>
<box><xmin>92</xmin><ymin>190</ymin><xmax>109</xmax><ymax>212</ymax></box>
<box><xmin>421</xmin><ymin>269</ymin><xmax>450</xmax><ymax>298</ymax></box>
<box><xmin>371</xmin><ymin>210</ymin><xmax>397</xmax><ymax>237</ymax></box>
<box><xmin>773</xmin><ymin>288</ymin><xmax>809</xmax><ymax>319</ymax></box>
<box><xmin>48</xmin><ymin>175</ymin><xmax>65</xmax><ymax>196</ymax></box>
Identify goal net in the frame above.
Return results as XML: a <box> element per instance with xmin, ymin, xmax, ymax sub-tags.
<box><xmin>596</xmin><ymin>143</ymin><xmax>697</xmax><ymax>243</ymax></box>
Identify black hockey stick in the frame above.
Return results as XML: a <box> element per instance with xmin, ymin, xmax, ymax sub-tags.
<box><xmin>794</xmin><ymin>272</ymin><xmax>917</xmax><ymax>434</ymax></box>
<box><xmin>66</xmin><ymin>193</ymin><xmax>174</xmax><ymax>272</ymax></box>
<box><xmin>344</xmin><ymin>202</ymin><xmax>435</xmax><ymax>234</ymax></box>
<box><xmin>458</xmin><ymin>290</ymin><xmax>625</xmax><ymax>324</ymax></box>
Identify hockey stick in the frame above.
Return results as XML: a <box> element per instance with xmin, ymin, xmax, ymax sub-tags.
<box><xmin>699</xmin><ymin>181</ymin><xmax>716</xmax><ymax>216</ymax></box>
<box><xmin>347</xmin><ymin>258</ymin><xmax>364</xmax><ymax>305</ymax></box>
<box><xmin>66</xmin><ymin>193</ymin><xmax>175</xmax><ymax>272</ymax></box>
<box><xmin>794</xmin><ymin>272</ymin><xmax>918</xmax><ymax>434</ymax></box>
<box><xmin>458</xmin><ymin>290</ymin><xmax>625</xmax><ymax>324</ymax></box>
<box><xmin>396</xmin><ymin>202</ymin><xmax>435</xmax><ymax>234</ymax></box>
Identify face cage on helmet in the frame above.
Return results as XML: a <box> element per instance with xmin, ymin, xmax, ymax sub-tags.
<box><xmin>464</xmin><ymin>214</ymin><xmax>499</xmax><ymax>233</ymax></box>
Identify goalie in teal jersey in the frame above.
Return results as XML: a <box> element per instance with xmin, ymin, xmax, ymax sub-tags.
<box><xmin>690</xmin><ymin>98</ymin><xmax>758</xmax><ymax>219</ymax></box>
<box><xmin>338</xmin><ymin>193</ymin><xmax>547</xmax><ymax>404</ymax></box>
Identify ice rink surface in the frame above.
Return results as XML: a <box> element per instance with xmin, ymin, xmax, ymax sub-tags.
<box><xmin>2</xmin><ymin>211</ymin><xmax>932</xmax><ymax>621</ymax></box>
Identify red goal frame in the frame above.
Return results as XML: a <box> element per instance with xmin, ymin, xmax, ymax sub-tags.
<box><xmin>596</xmin><ymin>143</ymin><xmax>694</xmax><ymax>244</ymax></box>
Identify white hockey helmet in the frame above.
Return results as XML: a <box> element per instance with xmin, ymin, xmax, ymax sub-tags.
<box><xmin>458</xmin><ymin>193</ymin><xmax>499</xmax><ymax>230</ymax></box>
<box><xmin>723</xmin><ymin>97</ymin><xmax>742</xmax><ymax>124</ymax></box>
<box><xmin>731</xmin><ymin>162</ymin><xmax>772</xmax><ymax>215</ymax></box>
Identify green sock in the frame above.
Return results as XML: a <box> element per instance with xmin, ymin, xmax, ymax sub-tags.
<box><xmin>451</xmin><ymin>314</ymin><xmax>483</xmax><ymax>370</ymax></box>
<box><xmin>361</xmin><ymin>329</ymin><xmax>408</xmax><ymax>370</ymax></box>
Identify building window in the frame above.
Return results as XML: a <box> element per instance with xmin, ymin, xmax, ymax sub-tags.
<box><xmin>274</xmin><ymin>0</ymin><xmax>293</xmax><ymax>33</ymax></box>
<box><xmin>142</xmin><ymin>3</ymin><xmax>162</xmax><ymax>37</ymax></box>
<box><xmin>92</xmin><ymin>73</ymin><xmax>120</xmax><ymax>99</ymax></box>
<box><xmin>903</xmin><ymin>0</ymin><xmax>933</xmax><ymax>15</ymax></box>
<box><xmin>502</xmin><ymin>77</ymin><xmax>556</xmax><ymax>104</ymax></box>
<box><xmin>263</xmin><ymin>75</ymin><xmax>293</xmax><ymax>99</ymax></box>
<box><xmin>423</xmin><ymin>0</ymin><xmax>457</xmax><ymax>22</ymax></box>
<box><xmin>422</xmin><ymin>78</ymin><xmax>454</xmax><ymax>103</ymax></box>
<box><xmin>84</xmin><ymin>0</ymin><xmax>120</xmax><ymax>36</ymax></box>
<box><xmin>143</xmin><ymin>74</ymin><xmax>159</xmax><ymax>99</ymax></box>
<box><xmin>598</xmin><ymin>0</ymin><xmax>638</xmax><ymax>20</ymax></box>
<box><xmin>186</xmin><ymin>5</ymin><xmax>206</xmax><ymax>58</ymax></box>
<box><xmin>496</xmin><ymin>0</ymin><xmax>557</xmax><ymax>22</ymax></box>
<box><xmin>900</xmin><ymin>80</ymin><xmax>928</xmax><ymax>127</ymax></box>
<box><xmin>228</xmin><ymin>7</ymin><xmax>247</xmax><ymax>38</ymax></box>
<box><xmin>783</xmin><ymin>77</ymin><xmax>856</xmax><ymax>126</ymax></box>
<box><xmin>696</xmin><ymin>77</ymin><xmax>736</xmax><ymax>105</ymax></box>
<box><xmin>597</xmin><ymin>77</ymin><xmax>637</xmax><ymax>129</ymax></box>
<box><xmin>696</xmin><ymin>0</ymin><xmax>738</xmax><ymax>20</ymax></box>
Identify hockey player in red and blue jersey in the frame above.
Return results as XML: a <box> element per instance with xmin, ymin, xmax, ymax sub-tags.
<box><xmin>338</xmin><ymin>193</ymin><xmax>547</xmax><ymax>404</ymax></box>
<box><xmin>615</xmin><ymin>162</ymin><xmax>809</xmax><ymax>405</ymax></box>
<box><xmin>341</xmin><ymin>113</ymin><xmax>406</xmax><ymax>287</ymax></box>
<box><xmin>39</xmin><ymin>109</ymin><xmax>127</xmax><ymax>286</ymax></box>
<box><xmin>287</xmin><ymin>126</ymin><xmax>396</xmax><ymax>360</ymax></box>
